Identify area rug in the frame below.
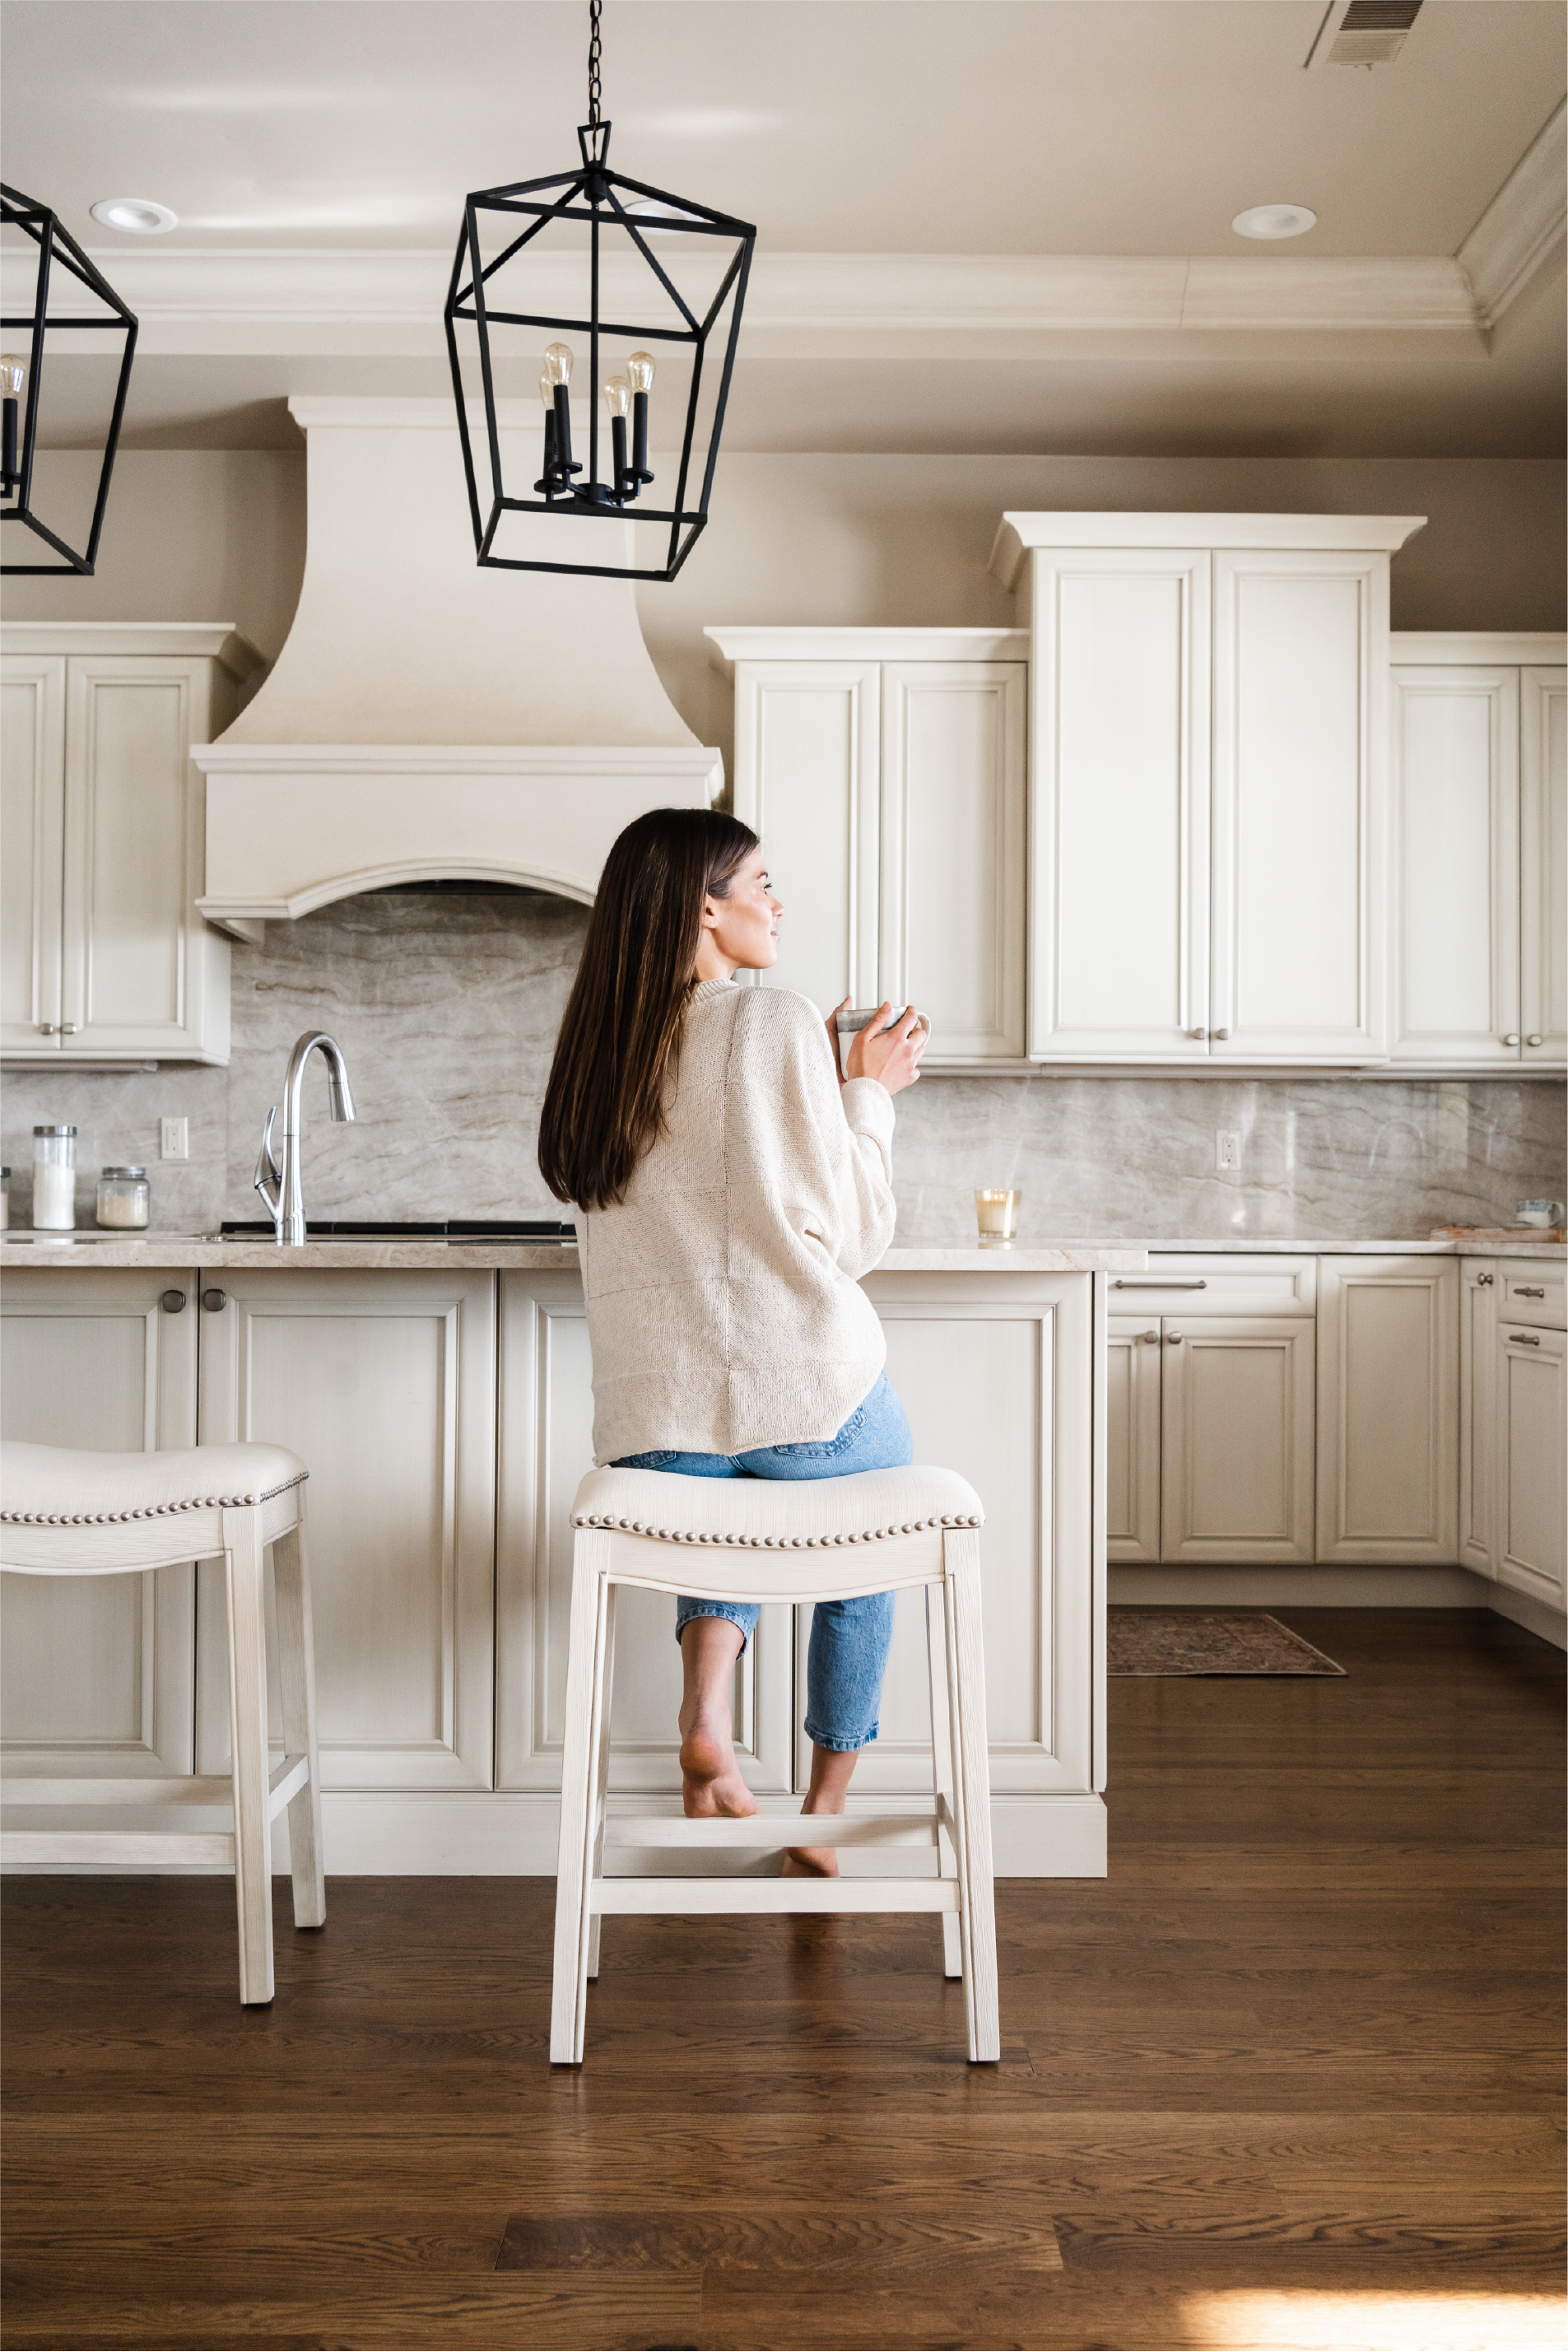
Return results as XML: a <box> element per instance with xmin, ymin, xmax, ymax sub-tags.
<box><xmin>1108</xmin><ymin>1609</ymin><xmax>1345</xmax><ymax>1676</ymax></box>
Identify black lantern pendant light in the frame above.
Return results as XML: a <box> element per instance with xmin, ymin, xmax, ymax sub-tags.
<box><xmin>1</xmin><ymin>184</ymin><xmax>137</xmax><ymax>575</ymax></box>
<box><xmin>444</xmin><ymin>0</ymin><xmax>756</xmax><ymax>582</ymax></box>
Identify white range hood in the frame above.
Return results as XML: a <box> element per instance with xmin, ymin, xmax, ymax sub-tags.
<box><xmin>194</xmin><ymin>396</ymin><xmax>720</xmax><ymax>938</ymax></box>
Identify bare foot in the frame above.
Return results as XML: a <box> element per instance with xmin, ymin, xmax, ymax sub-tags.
<box><xmin>783</xmin><ymin>1805</ymin><xmax>842</xmax><ymax>1877</ymax></box>
<box><xmin>678</xmin><ymin>1704</ymin><xmax>757</xmax><ymax>1819</ymax></box>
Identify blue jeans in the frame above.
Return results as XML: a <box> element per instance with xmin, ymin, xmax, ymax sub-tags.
<box><xmin>612</xmin><ymin>1372</ymin><xmax>913</xmax><ymax>1752</ymax></box>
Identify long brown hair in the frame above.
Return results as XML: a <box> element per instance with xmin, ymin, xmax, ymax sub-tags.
<box><xmin>538</xmin><ymin>807</ymin><xmax>760</xmax><ymax>1211</ymax></box>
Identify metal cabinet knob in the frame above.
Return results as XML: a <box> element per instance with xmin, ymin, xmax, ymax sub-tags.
<box><xmin>1503</xmin><ymin>1033</ymin><xmax>1520</xmax><ymax>1046</ymax></box>
<box><xmin>1187</xmin><ymin>1027</ymin><xmax>1207</xmax><ymax>1041</ymax></box>
<box><xmin>1526</xmin><ymin>1034</ymin><xmax>1543</xmax><ymax>1047</ymax></box>
<box><xmin>59</xmin><ymin>1022</ymin><xmax>80</xmax><ymax>1034</ymax></box>
<box><xmin>1142</xmin><ymin>1328</ymin><xmax>1161</xmax><ymax>1344</ymax></box>
<box><xmin>37</xmin><ymin>1022</ymin><xmax>55</xmax><ymax>1035</ymax></box>
<box><xmin>200</xmin><ymin>1288</ymin><xmax>228</xmax><ymax>1313</ymax></box>
<box><xmin>1210</xmin><ymin>1027</ymin><xmax>1230</xmax><ymax>1041</ymax></box>
<box><xmin>1166</xmin><ymin>1327</ymin><xmax>1184</xmax><ymax>1344</ymax></box>
<box><xmin>159</xmin><ymin>1289</ymin><xmax>187</xmax><ymax>1314</ymax></box>
<box><xmin>1477</xmin><ymin>1272</ymin><xmax>1494</xmax><ymax>1286</ymax></box>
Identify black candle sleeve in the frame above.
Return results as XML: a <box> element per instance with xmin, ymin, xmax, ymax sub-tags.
<box><xmin>631</xmin><ymin>388</ymin><xmax>651</xmax><ymax>482</ymax></box>
<box><xmin>611</xmin><ymin>413</ymin><xmax>629</xmax><ymax>500</ymax></box>
<box><xmin>535</xmin><ymin>407</ymin><xmax>558</xmax><ymax>496</ymax></box>
<box><xmin>2</xmin><ymin>398</ymin><xmax>16</xmax><ymax>491</ymax></box>
<box><xmin>552</xmin><ymin>383</ymin><xmax>578</xmax><ymax>475</ymax></box>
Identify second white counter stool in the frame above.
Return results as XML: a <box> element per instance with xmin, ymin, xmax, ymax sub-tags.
<box><xmin>0</xmin><ymin>1440</ymin><xmax>325</xmax><ymax>2006</ymax></box>
<box><xmin>551</xmin><ymin>1462</ymin><xmax>998</xmax><ymax>2068</ymax></box>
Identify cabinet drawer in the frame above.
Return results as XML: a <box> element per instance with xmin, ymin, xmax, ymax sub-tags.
<box><xmin>1499</xmin><ymin>1261</ymin><xmax>1566</xmax><ymax>1330</ymax></box>
<box><xmin>1111</xmin><ymin>1254</ymin><xmax>1317</xmax><ymax>1317</ymax></box>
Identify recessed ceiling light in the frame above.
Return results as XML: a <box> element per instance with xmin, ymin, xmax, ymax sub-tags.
<box><xmin>1231</xmin><ymin>203</ymin><xmax>1318</xmax><ymax>241</ymax></box>
<box><xmin>90</xmin><ymin>196</ymin><xmax>178</xmax><ymax>235</ymax></box>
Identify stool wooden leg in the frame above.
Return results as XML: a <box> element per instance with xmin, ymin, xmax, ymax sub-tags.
<box><xmin>272</xmin><ymin>1508</ymin><xmax>326</xmax><ymax>1932</ymax></box>
<box><xmin>924</xmin><ymin>1582</ymin><xmax>963</xmax><ymax>1980</ymax></box>
<box><xmin>223</xmin><ymin>1504</ymin><xmax>276</xmax><ymax>2006</ymax></box>
<box><xmin>551</xmin><ymin>1530</ymin><xmax>612</xmax><ymax>2065</ymax></box>
<box><xmin>944</xmin><ymin>1527</ymin><xmax>999</xmax><ymax>2062</ymax></box>
<box><xmin>584</xmin><ymin>1580</ymin><xmax>618</xmax><ymax>1982</ymax></box>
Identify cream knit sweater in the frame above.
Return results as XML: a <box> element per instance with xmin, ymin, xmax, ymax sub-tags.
<box><xmin>579</xmin><ymin>978</ymin><xmax>897</xmax><ymax>1464</ymax></box>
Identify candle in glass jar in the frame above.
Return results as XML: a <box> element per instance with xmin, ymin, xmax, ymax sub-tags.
<box><xmin>974</xmin><ymin>1188</ymin><xmax>1022</xmax><ymax>1246</ymax></box>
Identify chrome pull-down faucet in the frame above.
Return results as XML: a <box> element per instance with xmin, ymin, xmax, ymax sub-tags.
<box><xmin>254</xmin><ymin>1030</ymin><xmax>356</xmax><ymax>1245</ymax></box>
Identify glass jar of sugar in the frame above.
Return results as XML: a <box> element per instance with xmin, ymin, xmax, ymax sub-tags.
<box><xmin>96</xmin><ymin>1167</ymin><xmax>150</xmax><ymax>1230</ymax></box>
<box><xmin>31</xmin><ymin>1127</ymin><xmax>77</xmax><ymax>1230</ymax></box>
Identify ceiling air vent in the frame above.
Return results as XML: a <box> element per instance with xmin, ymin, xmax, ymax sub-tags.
<box><xmin>1307</xmin><ymin>0</ymin><xmax>1422</xmax><ymax>70</ymax></box>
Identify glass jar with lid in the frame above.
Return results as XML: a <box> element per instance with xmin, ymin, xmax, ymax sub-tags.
<box><xmin>96</xmin><ymin>1166</ymin><xmax>150</xmax><ymax>1230</ymax></box>
<box><xmin>31</xmin><ymin>1126</ymin><xmax>77</xmax><ymax>1230</ymax></box>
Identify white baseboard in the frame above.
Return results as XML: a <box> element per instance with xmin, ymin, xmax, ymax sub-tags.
<box><xmin>1483</xmin><ymin>1579</ymin><xmax>1568</xmax><ymax>1651</ymax></box>
<box><xmin>1</xmin><ymin>1790</ymin><xmax>1108</xmax><ymax>1879</ymax></box>
<box><xmin>1110</xmin><ymin>1563</ymin><xmax>1491</xmax><ymax>1607</ymax></box>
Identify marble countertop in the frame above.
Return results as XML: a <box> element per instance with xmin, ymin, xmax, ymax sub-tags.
<box><xmin>2</xmin><ymin>1232</ymin><xmax>1561</xmax><ymax>1271</ymax></box>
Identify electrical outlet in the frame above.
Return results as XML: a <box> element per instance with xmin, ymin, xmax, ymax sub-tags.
<box><xmin>160</xmin><ymin>1116</ymin><xmax>188</xmax><ymax>1162</ymax></box>
<box><xmin>1216</xmin><ymin>1129</ymin><xmax>1242</xmax><ymax>1171</ymax></box>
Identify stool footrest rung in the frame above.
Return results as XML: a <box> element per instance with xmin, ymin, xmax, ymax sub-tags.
<box><xmin>592</xmin><ymin>1875</ymin><xmax>960</xmax><ymax>1916</ymax></box>
<box><xmin>1</xmin><ymin>1829</ymin><xmax>237</xmax><ymax>1867</ymax></box>
<box><xmin>604</xmin><ymin>1810</ymin><xmax>942</xmax><ymax>1850</ymax></box>
<box><xmin>2</xmin><ymin>1754</ymin><xmax>311</xmax><ymax>1823</ymax></box>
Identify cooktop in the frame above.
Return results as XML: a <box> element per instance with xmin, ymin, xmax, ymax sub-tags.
<box><xmin>218</xmin><ymin>1218</ymin><xmax>576</xmax><ymax>1242</ymax></box>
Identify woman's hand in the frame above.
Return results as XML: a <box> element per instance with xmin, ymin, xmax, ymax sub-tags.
<box><xmin>844</xmin><ymin>1001</ymin><xmax>926</xmax><ymax>1097</ymax></box>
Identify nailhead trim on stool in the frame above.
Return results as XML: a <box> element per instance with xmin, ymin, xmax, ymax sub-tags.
<box><xmin>2</xmin><ymin>1474</ymin><xmax>308</xmax><ymax>1527</ymax></box>
<box><xmin>568</xmin><ymin>1508</ymin><xmax>983</xmax><ymax>1548</ymax></box>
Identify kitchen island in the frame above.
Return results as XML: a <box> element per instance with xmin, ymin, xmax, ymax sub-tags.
<box><xmin>0</xmin><ymin>1237</ymin><xmax>1145</xmax><ymax>1879</ymax></box>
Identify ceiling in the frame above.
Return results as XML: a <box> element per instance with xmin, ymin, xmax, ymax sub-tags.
<box><xmin>2</xmin><ymin>0</ymin><xmax>1564</xmax><ymax>455</ymax></box>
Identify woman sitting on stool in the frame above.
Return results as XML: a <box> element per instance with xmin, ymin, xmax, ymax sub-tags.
<box><xmin>538</xmin><ymin>808</ymin><xmax>926</xmax><ymax>1873</ymax></box>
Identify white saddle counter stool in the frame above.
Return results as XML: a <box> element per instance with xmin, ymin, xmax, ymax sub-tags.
<box><xmin>0</xmin><ymin>1440</ymin><xmax>325</xmax><ymax>2006</ymax></box>
<box><xmin>551</xmin><ymin>1462</ymin><xmax>1000</xmax><ymax>2068</ymax></box>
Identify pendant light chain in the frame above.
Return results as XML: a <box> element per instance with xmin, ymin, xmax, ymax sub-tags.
<box><xmin>587</xmin><ymin>0</ymin><xmax>603</xmax><ymax>127</ymax></box>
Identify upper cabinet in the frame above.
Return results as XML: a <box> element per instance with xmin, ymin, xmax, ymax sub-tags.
<box><xmin>0</xmin><ymin>626</ymin><xmax>260</xmax><ymax>1064</ymax></box>
<box><xmin>1390</xmin><ymin>634</ymin><xmax>1567</xmax><ymax>1070</ymax></box>
<box><xmin>707</xmin><ymin>630</ymin><xmax>1027</xmax><ymax>1061</ymax></box>
<box><xmin>992</xmin><ymin>514</ymin><xmax>1424</xmax><ymax>1065</ymax></box>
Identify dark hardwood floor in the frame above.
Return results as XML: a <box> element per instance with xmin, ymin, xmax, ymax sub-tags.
<box><xmin>3</xmin><ymin>1609</ymin><xmax>1563</xmax><ymax>2350</ymax></box>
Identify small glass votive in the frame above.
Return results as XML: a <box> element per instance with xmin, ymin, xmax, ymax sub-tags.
<box><xmin>96</xmin><ymin>1166</ymin><xmax>150</xmax><ymax>1229</ymax></box>
<box><xmin>975</xmin><ymin>1188</ymin><xmax>1022</xmax><ymax>1247</ymax></box>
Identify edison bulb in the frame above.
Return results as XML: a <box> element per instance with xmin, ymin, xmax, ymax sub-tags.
<box><xmin>0</xmin><ymin>355</ymin><xmax>26</xmax><ymax>397</ymax></box>
<box><xmin>542</xmin><ymin>341</ymin><xmax>575</xmax><ymax>386</ymax></box>
<box><xmin>602</xmin><ymin>375</ymin><xmax>631</xmax><ymax>419</ymax></box>
<box><xmin>626</xmin><ymin>350</ymin><xmax>656</xmax><ymax>394</ymax></box>
<box><xmin>538</xmin><ymin>370</ymin><xmax>555</xmax><ymax>408</ymax></box>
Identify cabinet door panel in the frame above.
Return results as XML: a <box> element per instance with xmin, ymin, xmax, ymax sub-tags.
<box><xmin>1459</xmin><ymin>1261</ymin><xmax>1497</xmax><ymax>1576</ymax></box>
<box><xmin>1391</xmin><ymin>667</ymin><xmax>1520</xmax><ymax>1063</ymax></box>
<box><xmin>880</xmin><ymin>663</ymin><xmax>1026</xmax><ymax>1057</ymax></box>
<box><xmin>195</xmin><ymin>1270</ymin><xmax>496</xmax><ymax>1790</ymax></box>
<box><xmin>1161</xmin><ymin>1317</ymin><xmax>1315</xmax><ymax>1562</ymax></box>
<box><xmin>1212</xmin><ymin>552</ymin><xmax>1386</xmax><ymax>1060</ymax></box>
<box><xmin>1520</xmin><ymin>667</ymin><xmax>1567</xmax><ymax>1066</ymax></box>
<box><xmin>0</xmin><ymin>656</ymin><xmax>65</xmax><ymax>1051</ymax></box>
<box><xmin>60</xmin><ymin>658</ymin><xmax>229</xmax><ymax>1060</ymax></box>
<box><xmin>731</xmin><ymin>662</ymin><xmax>880</xmax><ymax>1018</ymax></box>
<box><xmin>1495</xmin><ymin>1325</ymin><xmax>1566</xmax><ymax>1609</ymax></box>
<box><xmin>0</xmin><ymin>1269</ymin><xmax>197</xmax><ymax>1774</ymax></box>
<box><xmin>1105</xmin><ymin>1315</ymin><xmax>1161</xmax><ymax>1563</ymax></box>
<box><xmin>495</xmin><ymin>1272</ymin><xmax>793</xmax><ymax>1795</ymax></box>
<box><xmin>1315</xmin><ymin>1257</ymin><xmax>1459</xmax><ymax>1563</ymax></box>
<box><xmin>853</xmin><ymin>1274</ymin><xmax>1094</xmax><ymax>1799</ymax></box>
<box><xmin>1028</xmin><ymin>549</ymin><xmax>1211</xmax><ymax>1058</ymax></box>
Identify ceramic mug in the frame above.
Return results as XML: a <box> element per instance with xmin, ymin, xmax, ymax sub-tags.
<box><xmin>1517</xmin><ymin>1199</ymin><xmax>1562</xmax><ymax>1228</ymax></box>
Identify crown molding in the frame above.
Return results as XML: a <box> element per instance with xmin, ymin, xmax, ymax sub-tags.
<box><xmin>0</xmin><ymin>245</ymin><xmax>1499</xmax><ymax>359</ymax></box>
<box><xmin>1457</xmin><ymin>100</ymin><xmax>1566</xmax><ymax>326</ymax></box>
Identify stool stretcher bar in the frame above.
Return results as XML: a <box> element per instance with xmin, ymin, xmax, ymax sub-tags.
<box><xmin>603</xmin><ymin>1809</ymin><xmax>946</xmax><ymax>1849</ymax></box>
<box><xmin>593</xmin><ymin>1877</ymin><xmax>962</xmax><ymax>1916</ymax></box>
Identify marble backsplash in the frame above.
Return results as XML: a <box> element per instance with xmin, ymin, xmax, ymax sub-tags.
<box><xmin>3</xmin><ymin>892</ymin><xmax>1563</xmax><ymax>1239</ymax></box>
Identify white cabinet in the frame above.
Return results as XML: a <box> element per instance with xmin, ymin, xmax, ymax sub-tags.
<box><xmin>0</xmin><ymin>1267</ymin><xmax>198</xmax><ymax>1778</ymax></box>
<box><xmin>707</xmin><ymin>630</ymin><xmax>1028</xmax><ymax>1061</ymax></box>
<box><xmin>1315</xmin><ymin>1256</ymin><xmax>1459</xmax><ymax>1563</ymax></box>
<box><xmin>1459</xmin><ymin>1259</ymin><xmax>1498</xmax><ymax>1575</ymax></box>
<box><xmin>1494</xmin><ymin>1320</ymin><xmax>1566</xmax><ymax>1611</ymax></box>
<box><xmin>0</xmin><ymin>626</ymin><xmax>257</xmax><ymax>1064</ymax></box>
<box><xmin>193</xmin><ymin>1268</ymin><xmax>499</xmax><ymax>1794</ymax></box>
<box><xmin>993</xmin><ymin>513</ymin><xmax>1422</xmax><ymax>1064</ymax></box>
<box><xmin>1390</xmin><ymin>636</ymin><xmax>1567</xmax><ymax>1067</ymax></box>
<box><xmin>1105</xmin><ymin>1259</ymin><xmax>1316</xmax><ymax>1564</ymax></box>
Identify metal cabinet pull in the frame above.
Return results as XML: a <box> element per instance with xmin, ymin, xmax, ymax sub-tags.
<box><xmin>1510</xmin><ymin>1330</ymin><xmax>1542</xmax><ymax>1346</ymax></box>
<box><xmin>1503</xmin><ymin>1033</ymin><xmax>1520</xmax><ymax>1046</ymax></box>
<box><xmin>1113</xmin><ymin>1278</ymin><xmax>1208</xmax><ymax>1290</ymax></box>
<box><xmin>36</xmin><ymin>1022</ymin><xmax>55</xmax><ymax>1035</ymax></box>
<box><xmin>200</xmin><ymin>1288</ymin><xmax>228</xmax><ymax>1313</ymax></box>
<box><xmin>1514</xmin><ymin>1286</ymin><xmax>1546</xmax><ymax>1299</ymax></box>
<box><xmin>59</xmin><ymin>1022</ymin><xmax>79</xmax><ymax>1035</ymax></box>
<box><xmin>1476</xmin><ymin>1272</ymin><xmax>1494</xmax><ymax>1286</ymax></box>
<box><xmin>1166</xmin><ymin>1328</ymin><xmax>1184</xmax><ymax>1344</ymax></box>
<box><xmin>159</xmin><ymin>1289</ymin><xmax>187</xmax><ymax>1314</ymax></box>
<box><xmin>1211</xmin><ymin>1027</ymin><xmax>1231</xmax><ymax>1041</ymax></box>
<box><xmin>1142</xmin><ymin>1328</ymin><xmax>1161</xmax><ymax>1344</ymax></box>
<box><xmin>1526</xmin><ymin>1034</ymin><xmax>1544</xmax><ymax>1047</ymax></box>
<box><xmin>1187</xmin><ymin>1027</ymin><xmax>1207</xmax><ymax>1041</ymax></box>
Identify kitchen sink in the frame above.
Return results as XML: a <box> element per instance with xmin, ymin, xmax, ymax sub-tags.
<box><xmin>217</xmin><ymin>1218</ymin><xmax>577</xmax><ymax>1243</ymax></box>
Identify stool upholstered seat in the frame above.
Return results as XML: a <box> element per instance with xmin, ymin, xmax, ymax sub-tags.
<box><xmin>0</xmin><ymin>1439</ymin><xmax>325</xmax><ymax>2005</ymax></box>
<box><xmin>551</xmin><ymin>1463</ymin><xmax>1000</xmax><ymax>2068</ymax></box>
